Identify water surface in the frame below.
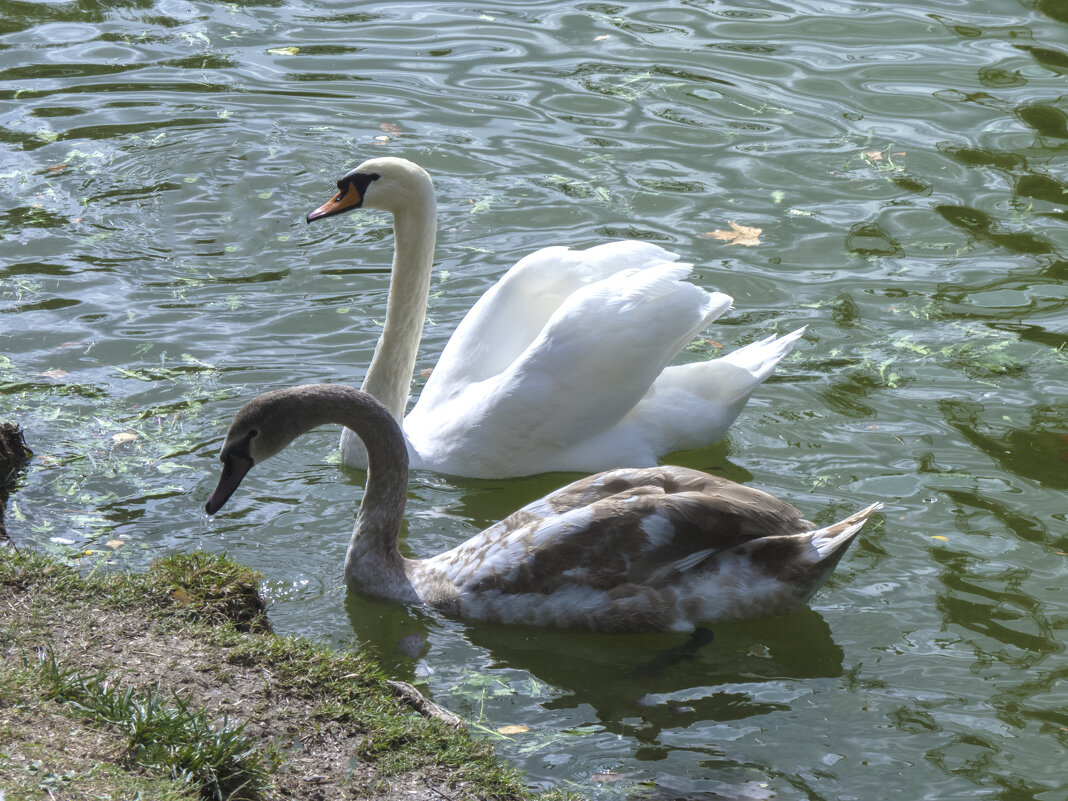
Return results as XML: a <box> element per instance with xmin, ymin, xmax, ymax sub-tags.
<box><xmin>2</xmin><ymin>1</ymin><xmax>1066</xmax><ymax>798</ymax></box>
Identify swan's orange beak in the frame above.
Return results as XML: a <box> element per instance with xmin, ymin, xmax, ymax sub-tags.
<box><xmin>306</xmin><ymin>181</ymin><xmax>365</xmax><ymax>223</ymax></box>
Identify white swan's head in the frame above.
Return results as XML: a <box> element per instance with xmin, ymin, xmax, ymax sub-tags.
<box><xmin>306</xmin><ymin>157</ymin><xmax>432</xmax><ymax>223</ymax></box>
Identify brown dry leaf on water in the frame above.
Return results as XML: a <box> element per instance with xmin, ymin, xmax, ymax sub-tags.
<box><xmin>112</xmin><ymin>431</ymin><xmax>138</xmax><ymax>445</ymax></box>
<box><xmin>701</xmin><ymin>220</ymin><xmax>762</xmax><ymax>247</ymax></box>
<box><xmin>497</xmin><ymin>724</ymin><xmax>530</xmax><ymax>735</ymax></box>
<box><xmin>37</xmin><ymin>368</ymin><xmax>68</xmax><ymax>379</ymax></box>
<box><xmin>863</xmin><ymin>149</ymin><xmax>906</xmax><ymax>162</ymax></box>
<box><xmin>379</xmin><ymin>122</ymin><xmax>403</xmax><ymax>136</ymax></box>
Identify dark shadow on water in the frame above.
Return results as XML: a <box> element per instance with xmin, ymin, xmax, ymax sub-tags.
<box><xmin>344</xmin><ymin>589</ymin><xmax>845</xmax><ymax>736</ymax></box>
<box><xmin>929</xmin><ymin>542</ymin><xmax>1062</xmax><ymax>672</ymax></box>
<box><xmin>464</xmin><ymin>609</ymin><xmax>843</xmax><ymax>733</ymax></box>
<box><xmin>934</xmin><ymin>204</ymin><xmax>1054</xmax><ymax>255</ymax></box>
<box><xmin>987</xmin><ymin>321</ymin><xmax>1068</xmax><ymax>352</ymax></box>
<box><xmin>939</xmin><ymin>398</ymin><xmax>1068</xmax><ymax>493</ymax></box>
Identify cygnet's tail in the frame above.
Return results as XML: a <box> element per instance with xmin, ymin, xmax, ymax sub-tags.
<box><xmin>809</xmin><ymin>502</ymin><xmax>883</xmax><ymax>567</ymax></box>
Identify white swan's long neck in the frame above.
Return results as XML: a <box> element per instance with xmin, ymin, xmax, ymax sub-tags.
<box><xmin>360</xmin><ymin>187</ymin><xmax>437</xmax><ymax>422</ymax></box>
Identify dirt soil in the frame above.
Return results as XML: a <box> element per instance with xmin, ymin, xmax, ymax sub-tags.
<box><xmin>0</xmin><ymin>554</ymin><xmax>527</xmax><ymax>801</ymax></box>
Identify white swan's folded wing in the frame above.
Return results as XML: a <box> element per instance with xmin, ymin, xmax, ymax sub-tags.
<box><xmin>405</xmin><ymin>261</ymin><xmax>732</xmax><ymax>476</ymax></box>
<box><xmin>416</xmin><ymin>241</ymin><xmax>685</xmax><ymax>409</ymax></box>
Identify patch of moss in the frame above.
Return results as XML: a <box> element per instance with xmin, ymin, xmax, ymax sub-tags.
<box><xmin>146</xmin><ymin>551</ymin><xmax>271</xmax><ymax>632</ymax></box>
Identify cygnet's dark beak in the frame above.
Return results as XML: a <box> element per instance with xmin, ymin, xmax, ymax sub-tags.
<box><xmin>205</xmin><ymin>454</ymin><xmax>253</xmax><ymax>516</ymax></box>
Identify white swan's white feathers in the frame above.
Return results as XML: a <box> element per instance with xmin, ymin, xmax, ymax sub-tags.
<box><xmin>308</xmin><ymin>158</ymin><xmax>805</xmax><ymax>478</ymax></box>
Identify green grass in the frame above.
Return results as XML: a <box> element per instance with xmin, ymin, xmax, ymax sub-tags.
<box><xmin>0</xmin><ymin>547</ymin><xmax>269</xmax><ymax>632</ymax></box>
<box><xmin>35</xmin><ymin>651</ymin><xmax>266</xmax><ymax>801</ymax></box>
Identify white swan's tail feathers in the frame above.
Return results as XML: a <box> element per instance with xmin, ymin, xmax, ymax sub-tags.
<box><xmin>810</xmin><ymin>502</ymin><xmax>882</xmax><ymax>563</ymax></box>
<box><xmin>720</xmin><ymin>326</ymin><xmax>807</xmax><ymax>381</ymax></box>
<box><xmin>701</xmin><ymin>291</ymin><xmax>734</xmax><ymax>327</ymax></box>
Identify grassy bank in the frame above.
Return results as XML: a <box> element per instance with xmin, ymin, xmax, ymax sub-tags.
<box><xmin>0</xmin><ymin>546</ymin><xmax>541</xmax><ymax>800</ymax></box>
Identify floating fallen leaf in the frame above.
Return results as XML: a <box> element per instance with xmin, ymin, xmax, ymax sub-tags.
<box><xmin>37</xmin><ymin>368</ymin><xmax>68</xmax><ymax>379</ymax></box>
<box><xmin>266</xmin><ymin>46</ymin><xmax>300</xmax><ymax>55</ymax></box>
<box><xmin>105</xmin><ymin>539</ymin><xmax>126</xmax><ymax>550</ymax></box>
<box><xmin>379</xmin><ymin>122</ymin><xmax>403</xmax><ymax>135</ymax></box>
<box><xmin>48</xmin><ymin>164</ymin><xmax>67</xmax><ymax>173</ymax></box>
<box><xmin>112</xmin><ymin>431</ymin><xmax>138</xmax><ymax>445</ymax></box>
<box><xmin>931</xmin><ymin>535</ymin><xmax>948</xmax><ymax>541</ymax></box>
<box><xmin>592</xmin><ymin>771</ymin><xmax>623</xmax><ymax>783</ymax></box>
<box><xmin>864</xmin><ymin>150</ymin><xmax>883</xmax><ymax>160</ymax></box>
<box><xmin>419</xmin><ymin>368</ymin><xmax>433</xmax><ymax>378</ymax></box>
<box><xmin>172</xmin><ymin>587</ymin><xmax>192</xmax><ymax>605</ymax></box>
<box><xmin>497</xmin><ymin>724</ymin><xmax>530</xmax><ymax>735</ymax></box>
<box><xmin>701</xmin><ymin>220</ymin><xmax>762</xmax><ymax>247</ymax></box>
<box><xmin>594</xmin><ymin>34</ymin><xmax>611</xmax><ymax>41</ymax></box>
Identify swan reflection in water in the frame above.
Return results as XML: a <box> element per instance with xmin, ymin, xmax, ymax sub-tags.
<box><xmin>343</xmin><ymin>589</ymin><xmax>845</xmax><ymax>741</ymax></box>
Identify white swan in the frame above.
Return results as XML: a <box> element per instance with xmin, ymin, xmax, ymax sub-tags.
<box><xmin>205</xmin><ymin>384</ymin><xmax>880</xmax><ymax>633</ymax></box>
<box><xmin>305</xmin><ymin>157</ymin><xmax>805</xmax><ymax>478</ymax></box>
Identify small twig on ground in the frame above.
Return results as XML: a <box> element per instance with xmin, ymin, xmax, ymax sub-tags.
<box><xmin>385</xmin><ymin>680</ymin><xmax>463</xmax><ymax>727</ymax></box>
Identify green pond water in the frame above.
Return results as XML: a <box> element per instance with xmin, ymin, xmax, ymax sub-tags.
<box><xmin>2</xmin><ymin>1</ymin><xmax>1066</xmax><ymax>798</ymax></box>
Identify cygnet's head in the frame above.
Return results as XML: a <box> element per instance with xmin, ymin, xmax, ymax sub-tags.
<box><xmin>204</xmin><ymin>387</ymin><xmax>310</xmax><ymax>516</ymax></box>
